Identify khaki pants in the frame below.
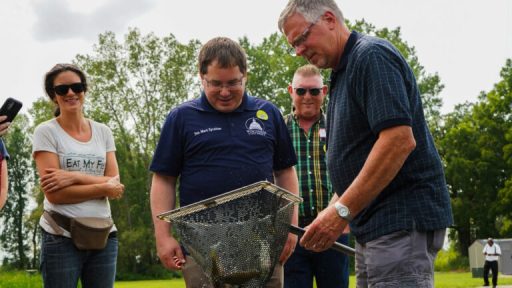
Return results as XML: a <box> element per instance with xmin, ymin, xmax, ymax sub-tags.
<box><xmin>182</xmin><ymin>256</ymin><xmax>283</xmax><ymax>288</ymax></box>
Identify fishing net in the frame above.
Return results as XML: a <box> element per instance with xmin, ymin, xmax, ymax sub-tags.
<box><xmin>157</xmin><ymin>181</ymin><xmax>302</xmax><ymax>288</ymax></box>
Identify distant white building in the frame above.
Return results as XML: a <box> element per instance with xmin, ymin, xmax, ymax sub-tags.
<box><xmin>468</xmin><ymin>238</ymin><xmax>512</xmax><ymax>277</ymax></box>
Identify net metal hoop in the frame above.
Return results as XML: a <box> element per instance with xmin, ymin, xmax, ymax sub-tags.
<box><xmin>157</xmin><ymin>181</ymin><xmax>302</xmax><ymax>222</ymax></box>
<box><xmin>157</xmin><ymin>181</ymin><xmax>302</xmax><ymax>287</ymax></box>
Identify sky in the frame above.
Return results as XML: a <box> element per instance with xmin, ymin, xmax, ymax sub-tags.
<box><xmin>1</xmin><ymin>0</ymin><xmax>511</xmax><ymax>116</ymax></box>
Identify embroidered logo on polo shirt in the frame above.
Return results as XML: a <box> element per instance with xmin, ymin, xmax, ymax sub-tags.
<box><xmin>245</xmin><ymin>118</ymin><xmax>266</xmax><ymax>136</ymax></box>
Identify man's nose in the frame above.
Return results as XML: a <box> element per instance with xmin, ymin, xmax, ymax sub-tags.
<box><xmin>219</xmin><ymin>86</ymin><xmax>230</xmax><ymax>96</ymax></box>
<box><xmin>295</xmin><ymin>45</ymin><xmax>307</xmax><ymax>57</ymax></box>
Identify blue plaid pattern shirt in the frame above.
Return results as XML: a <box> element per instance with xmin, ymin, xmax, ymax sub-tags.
<box><xmin>326</xmin><ymin>31</ymin><xmax>453</xmax><ymax>244</ymax></box>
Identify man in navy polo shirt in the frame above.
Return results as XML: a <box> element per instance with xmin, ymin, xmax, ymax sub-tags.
<box><xmin>278</xmin><ymin>0</ymin><xmax>453</xmax><ymax>287</ymax></box>
<box><xmin>149</xmin><ymin>37</ymin><xmax>299</xmax><ymax>288</ymax></box>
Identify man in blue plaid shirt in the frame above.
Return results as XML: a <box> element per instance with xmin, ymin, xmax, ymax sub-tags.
<box><xmin>284</xmin><ymin>64</ymin><xmax>349</xmax><ymax>288</ymax></box>
<box><xmin>279</xmin><ymin>0</ymin><xmax>453</xmax><ymax>287</ymax></box>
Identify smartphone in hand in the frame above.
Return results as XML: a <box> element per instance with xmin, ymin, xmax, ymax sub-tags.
<box><xmin>0</xmin><ymin>98</ymin><xmax>23</xmax><ymax>124</ymax></box>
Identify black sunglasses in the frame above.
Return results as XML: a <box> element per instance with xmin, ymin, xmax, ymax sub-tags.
<box><xmin>294</xmin><ymin>87</ymin><xmax>322</xmax><ymax>96</ymax></box>
<box><xmin>53</xmin><ymin>83</ymin><xmax>86</xmax><ymax>96</ymax></box>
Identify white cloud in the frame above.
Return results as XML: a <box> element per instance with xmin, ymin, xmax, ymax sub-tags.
<box><xmin>32</xmin><ymin>0</ymin><xmax>155</xmax><ymax>41</ymax></box>
<box><xmin>0</xmin><ymin>0</ymin><xmax>510</xmax><ymax>116</ymax></box>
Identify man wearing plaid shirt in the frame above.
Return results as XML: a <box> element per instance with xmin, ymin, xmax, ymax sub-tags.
<box><xmin>283</xmin><ymin>64</ymin><xmax>349</xmax><ymax>288</ymax></box>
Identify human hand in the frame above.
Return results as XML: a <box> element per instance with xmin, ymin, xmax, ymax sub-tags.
<box><xmin>106</xmin><ymin>175</ymin><xmax>124</xmax><ymax>200</ymax></box>
<box><xmin>0</xmin><ymin>116</ymin><xmax>10</xmax><ymax>137</ymax></box>
<box><xmin>300</xmin><ymin>205</ymin><xmax>346</xmax><ymax>252</ymax></box>
<box><xmin>156</xmin><ymin>235</ymin><xmax>186</xmax><ymax>270</ymax></box>
<box><xmin>279</xmin><ymin>233</ymin><xmax>297</xmax><ymax>264</ymax></box>
<box><xmin>41</xmin><ymin>168</ymin><xmax>77</xmax><ymax>193</ymax></box>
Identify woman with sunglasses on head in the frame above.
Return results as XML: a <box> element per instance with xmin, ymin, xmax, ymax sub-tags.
<box><xmin>32</xmin><ymin>63</ymin><xmax>124</xmax><ymax>288</ymax></box>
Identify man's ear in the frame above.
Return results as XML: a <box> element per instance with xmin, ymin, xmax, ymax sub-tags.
<box><xmin>322</xmin><ymin>11</ymin><xmax>338</xmax><ymax>30</ymax></box>
<box><xmin>288</xmin><ymin>84</ymin><xmax>294</xmax><ymax>96</ymax></box>
<box><xmin>322</xmin><ymin>85</ymin><xmax>328</xmax><ymax>95</ymax></box>
<box><xmin>199</xmin><ymin>73</ymin><xmax>205</xmax><ymax>89</ymax></box>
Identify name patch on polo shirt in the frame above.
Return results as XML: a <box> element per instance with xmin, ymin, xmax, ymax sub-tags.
<box><xmin>319</xmin><ymin>128</ymin><xmax>326</xmax><ymax>138</ymax></box>
<box><xmin>193</xmin><ymin>127</ymin><xmax>222</xmax><ymax>136</ymax></box>
<box><xmin>245</xmin><ymin>117</ymin><xmax>266</xmax><ymax>136</ymax></box>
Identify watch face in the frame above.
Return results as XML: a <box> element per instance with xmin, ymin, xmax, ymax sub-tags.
<box><xmin>335</xmin><ymin>203</ymin><xmax>350</xmax><ymax>220</ymax></box>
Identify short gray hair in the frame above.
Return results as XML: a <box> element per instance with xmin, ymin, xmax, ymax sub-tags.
<box><xmin>278</xmin><ymin>0</ymin><xmax>344</xmax><ymax>32</ymax></box>
<box><xmin>292</xmin><ymin>64</ymin><xmax>323</xmax><ymax>86</ymax></box>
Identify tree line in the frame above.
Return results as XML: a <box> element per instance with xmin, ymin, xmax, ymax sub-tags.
<box><xmin>1</xmin><ymin>20</ymin><xmax>511</xmax><ymax>277</ymax></box>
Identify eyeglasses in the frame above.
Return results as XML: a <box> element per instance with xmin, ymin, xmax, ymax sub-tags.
<box><xmin>294</xmin><ymin>87</ymin><xmax>322</xmax><ymax>96</ymax></box>
<box><xmin>53</xmin><ymin>83</ymin><xmax>86</xmax><ymax>96</ymax></box>
<box><xmin>203</xmin><ymin>77</ymin><xmax>244</xmax><ymax>91</ymax></box>
<box><xmin>289</xmin><ymin>16</ymin><xmax>321</xmax><ymax>54</ymax></box>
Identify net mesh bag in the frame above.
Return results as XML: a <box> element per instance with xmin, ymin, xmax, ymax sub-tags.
<box><xmin>158</xmin><ymin>181</ymin><xmax>302</xmax><ymax>288</ymax></box>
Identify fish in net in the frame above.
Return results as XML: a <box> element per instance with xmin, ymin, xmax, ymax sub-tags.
<box><xmin>158</xmin><ymin>181</ymin><xmax>301</xmax><ymax>287</ymax></box>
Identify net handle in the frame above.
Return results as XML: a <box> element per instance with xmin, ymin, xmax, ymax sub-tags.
<box><xmin>289</xmin><ymin>225</ymin><xmax>355</xmax><ymax>257</ymax></box>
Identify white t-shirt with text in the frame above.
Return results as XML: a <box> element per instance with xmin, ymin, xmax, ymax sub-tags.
<box><xmin>32</xmin><ymin>118</ymin><xmax>116</xmax><ymax>237</ymax></box>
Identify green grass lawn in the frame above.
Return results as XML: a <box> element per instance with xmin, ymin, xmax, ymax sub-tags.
<box><xmin>1</xmin><ymin>271</ymin><xmax>511</xmax><ymax>288</ymax></box>
<box><xmin>114</xmin><ymin>273</ymin><xmax>512</xmax><ymax>288</ymax></box>
<box><xmin>114</xmin><ymin>279</ymin><xmax>184</xmax><ymax>288</ymax></box>
<box><xmin>432</xmin><ymin>272</ymin><xmax>512</xmax><ymax>288</ymax></box>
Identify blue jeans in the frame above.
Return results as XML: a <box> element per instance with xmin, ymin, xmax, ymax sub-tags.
<box><xmin>40</xmin><ymin>229</ymin><xmax>118</xmax><ymax>288</ymax></box>
<box><xmin>284</xmin><ymin>234</ymin><xmax>349</xmax><ymax>288</ymax></box>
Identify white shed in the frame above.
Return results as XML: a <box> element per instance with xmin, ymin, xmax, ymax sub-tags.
<box><xmin>468</xmin><ymin>238</ymin><xmax>512</xmax><ymax>277</ymax></box>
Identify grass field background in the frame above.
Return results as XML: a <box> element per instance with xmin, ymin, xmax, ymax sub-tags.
<box><xmin>1</xmin><ymin>271</ymin><xmax>511</xmax><ymax>288</ymax></box>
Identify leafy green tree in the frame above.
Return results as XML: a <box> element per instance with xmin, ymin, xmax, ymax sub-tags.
<box><xmin>25</xmin><ymin>187</ymin><xmax>43</xmax><ymax>269</ymax></box>
<box><xmin>0</xmin><ymin>114</ymin><xmax>34</xmax><ymax>268</ymax></box>
<box><xmin>73</xmin><ymin>28</ymin><xmax>200</xmax><ymax>278</ymax></box>
<box><xmin>489</xmin><ymin>59</ymin><xmax>512</xmax><ymax>235</ymax></box>
<box><xmin>241</xmin><ymin>33</ymin><xmax>308</xmax><ymax>114</ymax></box>
<box><xmin>22</xmin><ymin>97</ymin><xmax>54</xmax><ymax>269</ymax></box>
<box><xmin>440</xmin><ymin>59</ymin><xmax>512</xmax><ymax>256</ymax></box>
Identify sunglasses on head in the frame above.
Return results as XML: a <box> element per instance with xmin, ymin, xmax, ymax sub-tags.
<box><xmin>53</xmin><ymin>83</ymin><xmax>85</xmax><ymax>96</ymax></box>
<box><xmin>294</xmin><ymin>87</ymin><xmax>322</xmax><ymax>96</ymax></box>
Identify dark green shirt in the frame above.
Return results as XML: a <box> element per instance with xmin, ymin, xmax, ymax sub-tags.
<box><xmin>285</xmin><ymin>113</ymin><xmax>333</xmax><ymax>226</ymax></box>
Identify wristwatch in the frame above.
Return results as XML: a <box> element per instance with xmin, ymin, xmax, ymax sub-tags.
<box><xmin>334</xmin><ymin>202</ymin><xmax>352</xmax><ymax>222</ymax></box>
